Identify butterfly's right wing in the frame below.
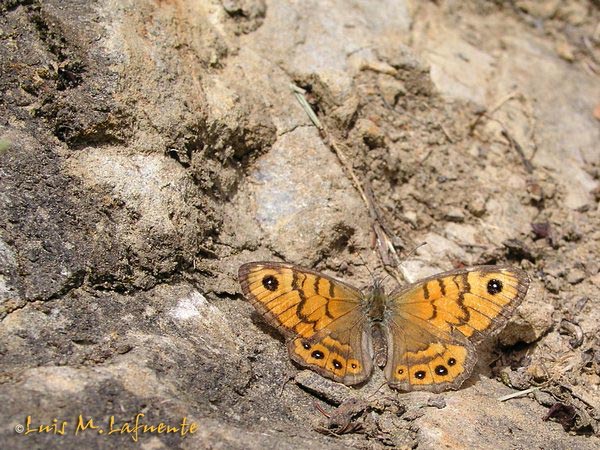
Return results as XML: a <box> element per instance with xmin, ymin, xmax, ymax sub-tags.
<box><xmin>383</xmin><ymin>266</ymin><xmax>528</xmax><ymax>392</ymax></box>
<box><xmin>239</xmin><ymin>262</ymin><xmax>374</xmax><ymax>385</ymax></box>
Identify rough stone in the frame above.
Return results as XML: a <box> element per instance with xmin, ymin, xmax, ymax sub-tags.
<box><xmin>1</xmin><ymin>1</ymin><xmax>599</xmax><ymax>448</ymax></box>
<box><xmin>499</xmin><ymin>281</ymin><xmax>555</xmax><ymax>346</ymax></box>
<box><xmin>566</xmin><ymin>268</ymin><xmax>586</xmax><ymax>285</ymax></box>
<box><xmin>415</xmin><ymin>378</ymin><xmax>598</xmax><ymax>450</ymax></box>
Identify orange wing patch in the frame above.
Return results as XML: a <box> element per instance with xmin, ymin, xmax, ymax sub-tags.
<box><xmin>394</xmin><ymin>267</ymin><xmax>529</xmax><ymax>342</ymax></box>
<box><xmin>239</xmin><ymin>263</ymin><xmax>360</xmax><ymax>338</ymax></box>
<box><xmin>290</xmin><ymin>336</ymin><xmax>363</xmax><ymax>379</ymax></box>
<box><xmin>391</xmin><ymin>343</ymin><xmax>470</xmax><ymax>386</ymax></box>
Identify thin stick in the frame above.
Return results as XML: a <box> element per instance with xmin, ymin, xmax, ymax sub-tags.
<box><xmin>489</xmin><ymin>91</ymin><xmax>520</xmax><ymax>116</ymax></box>
<box><xmin>292</xmin><ymin>84</ymin><xmax>405</xmax><ymax>284</ymax></box>
<box><xmin>291</xmin><ymin>84</ymin><xmax>323</xmax><ymax>129</ymax></box>
<box><xmin>314</xmin><ymin>402</ymin><xmax>331</xmax><ymax>418</ymax></box>
<box><xmin>365</xmin><ymin>182</ymin><xmax>404</xmax><ymax>284</ymax></box>
<box><xmin>469</xmin><ymin>90</ymin><xmax>519</xmax><ymax>133</ymax></box>
<box><xmin>290</xmin><ymin>84</ymin><xmax>370</xmax><ymax>218</ymax></box>
<box><xmin>498</xmin><ymin>386</ymin><xmax>541</xmax><ymax>402</ymax></box>
<box><xmin>328</xmin><ymin>138</ymin><xmax>370</xmax><ymax>210</ymax></box>
<box><xmin>501</xmin><ymin>129</ymin><xmax>534</xmax><ymax>173</ymax></box>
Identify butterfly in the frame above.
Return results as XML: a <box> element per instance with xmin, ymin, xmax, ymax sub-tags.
<box><xmin>238</xmin><ymin>262</ymin><xmax>529</xmax><ymax>392</ymax></box>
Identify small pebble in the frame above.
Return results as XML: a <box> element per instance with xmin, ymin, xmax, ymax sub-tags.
<box><xmin>377</xmin><ymin>75</ymin><xmax>407</xmax><ymax>106</ymax></box>
<box><xmin>356</xmin><ymin>118</ymin><xmax>385</xmax><ymax>149</ymax></box>
<box><xmin>468</xmin><ymin>196</ymin><xmax>487</xmax><ymax>217</ymax></box>
<box><xmin>427</xmin><ymin>396</ymin><xmax>446</xmax><ymax>409</ymax></box>
<box><xmin>566</xmin><ymin>268</ymin><xmax>585</xmax><ymax>285</ymax></box>
<box><xmin>555</xmin><ymin>41</ymin><xmax>575</xmax><ymax>62</ymax></box>
<box><xmin>444</xmin><ymin>207</ymin><xmax>465</xmax><ymax>223</ymax></box>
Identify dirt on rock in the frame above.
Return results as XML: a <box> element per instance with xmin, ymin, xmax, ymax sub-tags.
<box><xmin>1</xmin><ymin>1</ymin><xmax>600</xmax><ymax>449</ymax></box>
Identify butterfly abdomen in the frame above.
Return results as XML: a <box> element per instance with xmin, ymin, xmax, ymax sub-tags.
<box><xmin>371</xmin><ymin>323</ymin><xmax>388</xmax><ymax>368</ymax></box>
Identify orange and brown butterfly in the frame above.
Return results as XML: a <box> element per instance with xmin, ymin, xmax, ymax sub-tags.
<box><xmin>238</xmin><ymin>262</ymin><xmax>529</xmax><ymax>392</ymax></box>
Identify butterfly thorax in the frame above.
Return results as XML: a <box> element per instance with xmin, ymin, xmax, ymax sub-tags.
<box><xmin>365</xmin><ymin>283</ymin><xmax>386</xmax><ymax>322</ymax></box>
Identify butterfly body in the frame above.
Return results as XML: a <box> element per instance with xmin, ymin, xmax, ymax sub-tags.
<box><xmin>364</xmin><ymin>284</ymin><xmax>388</xmax><ymax>368</ymax></box>
<box><xmin>238</xmin><ymin>262</ymin><xmax>529</xmax><ymax>392</ymax></box>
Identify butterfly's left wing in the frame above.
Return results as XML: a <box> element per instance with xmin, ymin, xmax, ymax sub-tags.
<box><xmin>384</xmin><ymin>266</ymin><xmax>529</xmax><ymax>392</ymax></box>
<box><xmin>239</xmin><ymin>262</ymin><xmax>374</xmax><ymax>385</ymax></box>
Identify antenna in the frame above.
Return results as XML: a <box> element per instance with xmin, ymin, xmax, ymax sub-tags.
<box><xmin>393</xmin><ymin>241</ymin><xmax>428</xmax><ymax>285</ymax></box>
<box><xmin>357</xmin><ymin>252</ymin><xmax>376</xmax><ymax>284</ymax></box>
<box><xmin>403</xmin><ymin>241</ymin><xmax>427</xmax><ymax>260</ymax></box>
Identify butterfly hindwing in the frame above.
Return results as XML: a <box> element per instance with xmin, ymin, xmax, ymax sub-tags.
<box><xmin>384</xmin><ymin>317</ymin><xmax>477</xmax><ymax>392</ymax></box>
<box><xmin>384</xmin><ymin>266</ymin><xmax>530</xmax><ymax>391</ymax></box>
<box><xmin>238</xmin><ymin>262</ymin><xmax>373</xmax><ymax>385</ymax></box>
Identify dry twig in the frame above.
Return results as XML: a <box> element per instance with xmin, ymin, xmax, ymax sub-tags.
<box><xmin>291</xmin><ymin>84</ymin><xmax>405</xmax><ymax>283</ymax></box>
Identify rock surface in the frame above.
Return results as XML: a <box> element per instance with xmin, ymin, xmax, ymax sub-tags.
<box><xmin>1</xmin><ymin>0</ymin><xmax>599</xmax><ymax>448</ymax></box>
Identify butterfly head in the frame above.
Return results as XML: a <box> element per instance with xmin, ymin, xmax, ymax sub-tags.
<box><xmin>371</xmin><ymin>277</ymin><xmax>386</xmax><ymax>294</ymax></box>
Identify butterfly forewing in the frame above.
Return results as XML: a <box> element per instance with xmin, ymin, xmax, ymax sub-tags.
<box><xmin>238</xmin><ymin>262</ymin><xmax>373</xmax><ymax>385</ymax></box>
